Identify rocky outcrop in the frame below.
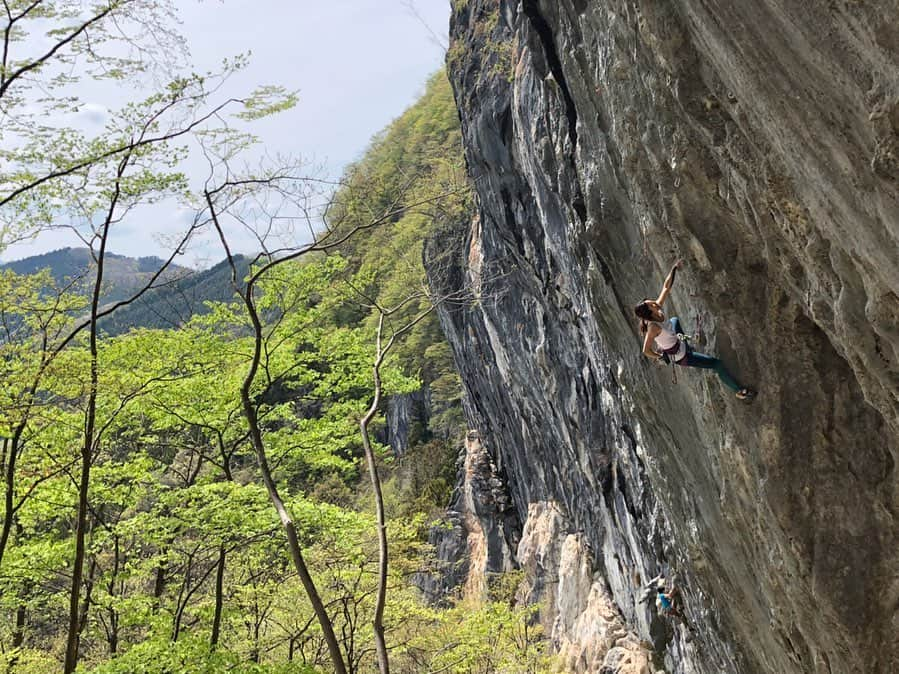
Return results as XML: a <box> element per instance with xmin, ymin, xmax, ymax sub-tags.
<box><xmin>427</xmin><ymin>1</ymin><xmax>898</xmax><ymax>672</ymax></box>
<box><xmin>417</xmin><ymin>430</ymin><xmax>520</xmax><ymax>603</ymax></box>
<box><xmin>516</xmin><ymin>502</ymin><xmax>659</xmax><ymax>673</ymax></box>
<box><xmin>385</xmin><ymin>388</ymin><xmax>430</xmax><ymax>457</ymax></box>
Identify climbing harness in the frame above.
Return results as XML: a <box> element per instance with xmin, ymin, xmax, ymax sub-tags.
<box><xmin>665</xmin><ymin>333</ymin><xmax>692</xmax><ymax>385</ymax></box>
<box><xmin>663</xmin><ymin>311</ymin><xmax>705</xmax><ymax>385</ymax></box>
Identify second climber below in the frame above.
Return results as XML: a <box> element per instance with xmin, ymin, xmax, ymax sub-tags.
<box><xmin>634</xmin><ymin>260</ymin><xmax>756</xmax><ymax>401</ymax></box>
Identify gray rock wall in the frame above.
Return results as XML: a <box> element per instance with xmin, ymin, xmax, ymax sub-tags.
<box><xmin>427</xmin><ymin>1</ymin><xmax>898</xmax><ymax>672</ymax></box>
<box><xmin>385</xmin><ymin>389</ymin><xmax>430</xmax><ymax>457</ymax></box>
<box><xmin>516</xmin><ymin>501</ymin><xmax>660</xmax><ymax>673</ymax></box>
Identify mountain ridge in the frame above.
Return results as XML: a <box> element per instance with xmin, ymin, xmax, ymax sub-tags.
<box><xmin>3</xmin><ymin>246</ymin><xmax>247</xmax><ymax>334</ymax></box>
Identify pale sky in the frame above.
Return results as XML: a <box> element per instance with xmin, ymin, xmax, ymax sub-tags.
<box><xmin>1</xmin><ymin>0</ymin><xmax>451</xmax><ymax>266</ymax></box>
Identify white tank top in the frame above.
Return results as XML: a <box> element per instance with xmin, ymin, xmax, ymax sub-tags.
<box><xmin>652</xmin><ymin>321</ymin><xmax>687</xmax><ymax>361</ymax></box>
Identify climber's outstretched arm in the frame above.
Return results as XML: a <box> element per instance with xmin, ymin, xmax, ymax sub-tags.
<box><xmin>656</xmin><ymin>259</ymin><xmax>683</xmax><ymax>307</ymax></box>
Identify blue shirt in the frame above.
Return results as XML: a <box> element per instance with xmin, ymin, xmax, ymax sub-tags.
<box><xmin>658</xmin><ymin>592</ymin><xmax>672</xmax><ymax>610</ymax></box>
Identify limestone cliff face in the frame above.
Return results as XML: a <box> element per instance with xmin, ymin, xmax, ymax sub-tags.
<box><xmin>385</xmin><ymin>389</ymin><xmax>430</xmax><ymax>457</ymax></box>
<box><xmin>426</xmin><ymin>1</ymin><xmax>898</xmax><ymax>672</ymax></box>
<box><xmin>417</xmin><ymin>431</ymin><xmax>520</xmax><ymax>603</ymax></box>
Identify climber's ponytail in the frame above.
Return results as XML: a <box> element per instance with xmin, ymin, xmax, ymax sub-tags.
<box><xmin>634</xmin><ymin>300</ymin><xmax>654</xmax><ymax>336</ymax></box>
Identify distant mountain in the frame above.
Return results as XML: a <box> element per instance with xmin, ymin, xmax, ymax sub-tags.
<box><xmin>2</xmin><ymin>247</ymin><xmax>248</xmax><ymax>335</ymax></box>
<box><xmin>101</xmin><ymin>255</ymin><xmax>249</xmax><ymax>335</ymax></box>
<box><xmin>3</xmin><ymin>247</ymin><xmax>191</xmax><ymax>305</ymax></box>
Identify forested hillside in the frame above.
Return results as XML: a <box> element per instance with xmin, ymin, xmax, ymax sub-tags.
<box><xmin>2</xmin><ymin>248</ymin><xmax>191</xmax><ymax>307</ymax></box>
<box><xmin>0</xmin><ymin>66</ymin><xmax>555</xmax><ymax>673</ymax></box>
<box><xmin>2</xmin><ymin>249</ymin><xmax>248</xmax><ymax>335</ymax></box>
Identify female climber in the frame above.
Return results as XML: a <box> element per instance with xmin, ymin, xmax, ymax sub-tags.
<box><xmin>634</xmin><ymin>260</ymin><xmax>756</xmax><ymax>401</ymax></box>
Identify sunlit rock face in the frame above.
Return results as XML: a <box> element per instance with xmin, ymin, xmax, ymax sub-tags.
<box><xmin>426</xmin><ymin>1</ymin><xmax>898</xmax><ymax>672</ymax></box>
<box><xmin>516</xmin><ymin>501</ymin><xmax>658</xmax><ymax>673</ymax></box>
<box><xmin>416</xmin><ymin>431</ymin><xmax>520</xmax><ymax>604</ymax></box>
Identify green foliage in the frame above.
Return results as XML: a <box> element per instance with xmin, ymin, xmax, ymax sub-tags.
<box><xmin>395</xmin><ymin>575</ymin><xmax>557</xmax><ymax>674</ymax></box>
<box><xmin>447</xmin><ymin>38</ymin><xmax>468</xmax><ymax>73</ymax></box>
<box><xmin>0</xmin><ymin>55</ymin><xmax>554</xmax><ymax>673</ymax></box>
<box><xmin>83</xmin><ymin>634</ymin><xmax>318</xmax><ymax>674</ymax></box>
<box><xmin>447</xmin><ymin>7</ymin><xmax>516</xmax><ymax>84</ymax></box>
<box><xmin>379</xmin><ymin>440</ymin><xmax>459</xmax><ymax>520</ymax></box>
<box><xmin>326</xmin><ymin>71</ymin><xmax>470</xmax><ymax>449</ymax></box>
<box><xmin>0</xmin><ymin>259</ymin><xmax>553</xmax><ymax>672</ymax></box>
<box><xmin>0</xmin><ymin>268</ymin><xmax>87</xmax><ymax>437</ymax></box>
<box><xmin>237</xmin><ymin>85</ymin><xmax>300</xmax><ymax>121</ymax></box>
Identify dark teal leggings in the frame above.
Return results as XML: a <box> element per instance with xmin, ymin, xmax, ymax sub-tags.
<box><xmin>669</xmin><ymin>317</ymin><xmax>742</xmax><ymax>392</ymax></box>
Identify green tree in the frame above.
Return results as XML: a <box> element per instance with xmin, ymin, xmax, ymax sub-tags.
<box><xmin>0</xmin><ymin>45</ymin><xmax>561</xmax><ymax>672</ymax></box>
<box><xmin>0</xmin><ymin>3</ymin><xmax>295</xmax><ymax>669</ymax></box>
<box><xmin>202</xmin><ymin>145</ymin><xmax>447</xmax><ymax>672</ymax></box>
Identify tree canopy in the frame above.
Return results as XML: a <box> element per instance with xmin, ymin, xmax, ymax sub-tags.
<box><xmin>0</xmin><ymin>5</ymin><xmax>558</xmax><ymax>670</ymax></box>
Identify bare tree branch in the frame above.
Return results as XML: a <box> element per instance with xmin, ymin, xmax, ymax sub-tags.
<box><xmin>1</xmin><ymin>95</ymin><xmax>240</xmax><ymax>210</ymax></box>
<box><xmin>401</xmin><ymin>0</ymin><xmax>448</xmax><ymax>51</ymax></box>
<box><xmin>0</xmin><ymin>1</ymin><xmax>125</xmax><ymax>100</ymax></box>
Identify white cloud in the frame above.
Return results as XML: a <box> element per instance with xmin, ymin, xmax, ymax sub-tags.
<box><xmin>73</xmin><ymin>103</ymin><xmax>110</xmax><ymax>128</ymax></box>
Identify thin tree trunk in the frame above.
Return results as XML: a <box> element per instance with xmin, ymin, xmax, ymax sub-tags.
<box><xmin>359</xmin><ymin>314</ymin><xmax>390</xmax><ymax>674</ymax></box>
<box><xmin>107</xmin><ymin>535</ymin><xmax>120</xmax><ymax>654</ymax></box>
<box><xmin>108</xmin><ymin>612</ymin><xmax>118</xmax><ymax>656</ymax></box>
<box><xmin>250</xmin><ymin>619</ymin><xmax>260</xmax><ymax>663</ymax></box>
<box><xmin>173</xmin><ymin>549</ymin><xmax>221</xmax><ymax>642</ymax></box>
<box><xmin>154</xmin><ymin>561</ymin><xmax>167</xmax><ymax>603</ymax></box>
<box><xmin>359</xmin><ymin>303</ymin><xmax>433</xmax><ymax>674</ymax></box>
<box><xmin>0</xmin><ymin>365</ymin><xmax>48</xmax><ymax>570</ymax></box>
<box><xmin>8</xmin><ymin>596</ymin><xmax>26</xmax><ymax>672</ymax></box>
<box><xmin>78</xmin><ymin>556</ymin><xmax>98</xmax><ymax>636</ymax></box>
<box><xmin>63</xmin><ymin>440</ymin><xmax>95</xmax><ymax>673</ymax></box>
<box><xmin>242</xmin><ymin>377</ymin><xmax>347</xmax><ymax>674</ymax></box>
<box><xmin>0</xmin><ymin>432</ymin><xmax>22</xmax><ymax>567</ymax></box>
<box><xmin>12</xmin><ymin>603</ymin><xmax>25</xmax><ymax>648</ymax></box>
<box><xmin>210</xmin><ymin>545</ymin><xmax>226</xmax><ymax>649</ymax></box>
<box><xmin>172</xmin><ymin>552</ymin><xmax>193</xmax><ymax>642</ymax></box>
<box><xmin>8</xmin><ymin>520</ymin><xmax>28</xmax><ymax>670</ymax></box>
<box><xmin>209</xmin><ymin>198</ymin><xmax>348</xmax><ymax>674</ymax></box>
<box><xmin>64</xmin><ymin>163</ymin><xmax>121</xmax><ymax>674</ymax></box>
<box><xmin>216</xmin><ymin>431</ymin><xmax>233</xmax><ymax>482</ymax></box>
